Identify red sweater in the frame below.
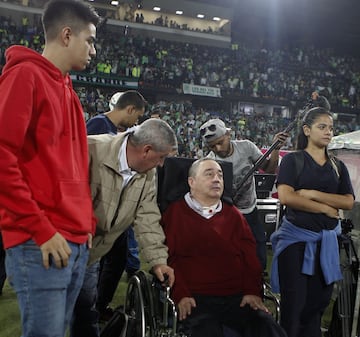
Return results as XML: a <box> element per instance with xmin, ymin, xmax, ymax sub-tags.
<box><xmin>0</xmin><ymin>46</ymin><xmax>95</xmax><ymax>248</ymax></box>
<box><xmin>161</xmin><ymin>199</ymin><xmax>262</xmax><ymax>304</ymax></box>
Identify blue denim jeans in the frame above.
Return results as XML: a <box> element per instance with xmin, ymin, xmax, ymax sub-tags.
<box><xmin>5</xmin><ymin>239</ymin><xmax>89</xmax><ymax>337</ymax></box>
<box><xmin>126</xmin><ymin>226</ymin><xmax>140</xmax><ymax>273</ymax></box>
<box><xmin>70</xmin><ymin>261</ymin><xmax>100</xmax><ymax>337</ymax></box>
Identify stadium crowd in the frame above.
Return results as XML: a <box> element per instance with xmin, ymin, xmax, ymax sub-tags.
<box><xmin>1</xmin><ymin>13</ymin><xmax>360</xmax><ymax>157</ymax></box>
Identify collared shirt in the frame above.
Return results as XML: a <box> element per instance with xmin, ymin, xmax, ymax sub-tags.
<box><xmin>184</xmin><ymin>192</ymin><xmax>222</xmax><ymax>219</ymax></box>
<box><xmin>118</xmin><ymin>135</ymin><xmax>137</xmax><ymax>188</ymax></box>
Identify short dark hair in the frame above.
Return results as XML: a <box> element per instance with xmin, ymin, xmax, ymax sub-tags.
<box><xmin>115</xmin><ymin>90</ymin><xmax>147</xmax><ymax>111</ymax></box>
<box><xmin>42</xmin><ymin>0</ymin><xmax>100</xmax><ymax>41</ymax></box>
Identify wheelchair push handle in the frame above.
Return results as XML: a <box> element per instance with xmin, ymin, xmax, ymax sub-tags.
<box><xmin>152</xmin><ymin>272</ymin><xmax>170</xmax><ymax>290</ymax></box>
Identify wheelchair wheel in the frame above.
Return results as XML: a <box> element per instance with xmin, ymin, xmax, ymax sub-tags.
<box><xmin>263</xmin><ymin>281</ymin><xmax>281</xmax><ymax>324</ymax></box>
<box><xmin>124</xmin><ymin>271</ymin><xmax>157</xmax><ymax>337</ymax></box>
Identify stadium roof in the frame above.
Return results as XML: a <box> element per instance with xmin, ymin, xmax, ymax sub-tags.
<box><xmin>2</xmin><ymin>0</ymin><xmax>360</xmax><ymax>53</ymax></box>
<box><xmin>87</xmin><ymin>0</ymin><xmax>360</xmax><ymax>52</ymax></box>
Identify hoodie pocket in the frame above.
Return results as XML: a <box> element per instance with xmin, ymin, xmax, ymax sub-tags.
<box><xmin>54</xmin><ymin>180</ymin><xmax>93</xmax><ymax>232</ymax></box>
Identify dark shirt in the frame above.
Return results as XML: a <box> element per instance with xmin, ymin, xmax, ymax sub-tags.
<box><xmin>86</xmin><ymin>114</ymin><xmax>117</xmax><ymax>135</ymax></box>
<box><xmin>276</xmin><ymin>151</ymin><xmax>354</xmax><ymax>232</ymax></box>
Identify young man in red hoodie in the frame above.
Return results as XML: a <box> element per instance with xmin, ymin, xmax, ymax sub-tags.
<box><xmin>0</xmin><ymin>1</ymin><xmax>100</xmax><ymax>336</ymax></box>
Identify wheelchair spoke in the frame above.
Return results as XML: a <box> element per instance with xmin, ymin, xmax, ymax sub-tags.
<box><xmin>125</xmin><ymin>275</ymin><xmax>146</xmax><ymax>337</ymax></box>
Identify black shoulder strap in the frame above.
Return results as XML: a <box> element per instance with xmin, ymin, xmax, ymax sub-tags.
<box><xmin>329</xmin><ymin>156</ymin><xmax>342</xmax><ymax>179</ymax></box>
<box><xmin>293</xmin><ymin>150</ymin><xmax>305</xmax><ymax>183</ymax></box>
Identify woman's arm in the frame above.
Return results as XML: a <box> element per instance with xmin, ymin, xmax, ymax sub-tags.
<box><xmin>295</xmin><ymin>189</ymin><xmax>354</xmax><ymax>210</ymax></box>
<box><xmin>277</xmin><ymin>184</ymin><xmax>339</xmax><ymax>219</ymax></box>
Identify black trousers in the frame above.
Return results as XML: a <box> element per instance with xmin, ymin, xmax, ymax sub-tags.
<box><xmin>97</xmin><ymin>231</ymin><xmax>128</xmax><ymax>311</ymax></box>
<box><xmin>278</xmin><ymin>242</ymin><xmax>334</xmax><ymax>337</ymax></box>
<box><xmin>244</xmin><ymin>207</ymin><xmax>267</xmax><ymax>270</ymax></box>
<box><xmin>180</xmin><ymin>294</ymin><xmax>286</xmax><ymax>337</ymax></box>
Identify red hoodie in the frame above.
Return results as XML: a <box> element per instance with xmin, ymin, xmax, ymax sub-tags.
<box><xmin>0</xmin><ymin>46</ymin><xmax>95</xmax><ymax>248</ymax></box>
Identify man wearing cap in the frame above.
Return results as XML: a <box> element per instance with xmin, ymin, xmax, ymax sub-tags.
<box><xmin>86</xmin><ymin>90</ymin><xmax>147</xmax><ymax>321</ymax></box>
<box><xmin>199</xmin><ymin>118</ymin><xmax>288</xmax><ymax>270</ymax></box>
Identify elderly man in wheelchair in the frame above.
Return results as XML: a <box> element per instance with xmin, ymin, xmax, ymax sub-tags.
<box><xmin>103</xmin><ymin>157</ymin><xmax>284</xmax><ymax>337</ymax></box>
<box><xmin>160</xmin><ymin>157</ymin><xmax>285</xmax><ymax>337</ymax></box>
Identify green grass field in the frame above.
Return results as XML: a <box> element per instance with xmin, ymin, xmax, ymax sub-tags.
<box><xmin>0</xmin><ymin>249</ymin><xmax>334</xmax><ymax>337</ymax></box>
<box><xmin>0</xmin><ymin>281</ymin><xmax>21</xmax><ymax>337</ymax></box>
<box><xmin>0</xmin><ymin>273</ymin><xmax>129</xmax><ymax>337</ymax></box>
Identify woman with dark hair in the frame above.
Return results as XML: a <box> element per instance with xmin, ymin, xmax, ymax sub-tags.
<box><xmin>270</xmin><ymin>106</ymin><xmax>355</xmax><ymax>337</ymax></box>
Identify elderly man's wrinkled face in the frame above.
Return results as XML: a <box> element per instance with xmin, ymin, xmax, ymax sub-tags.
<box><xmin>189</xmin><ymin>160</ymin><xmax>224</xmax><ymax>203</ymax></box>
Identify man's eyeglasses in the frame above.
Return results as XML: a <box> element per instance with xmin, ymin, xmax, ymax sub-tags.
<box><xmin>200</xmin><ymin>124</ymin><xmax>217</xmax><ymax>136</ymax></box>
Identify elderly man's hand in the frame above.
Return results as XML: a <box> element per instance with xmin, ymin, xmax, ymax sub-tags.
<box><xmin>178</xmin><ymin>297</ymin><xmax>197</xmax><ymax>321</ymax></box>
<box><xmin>151</xmin><ymin>264</ymin><xmax>175</xmax><ymax>287</ymax></box>
<box><xmin>240</xmin><ymin>294</ymin><xmax>270</xmax><ymax>313</ymax></box>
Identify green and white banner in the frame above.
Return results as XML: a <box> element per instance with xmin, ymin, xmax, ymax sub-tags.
<box><xmin>182</xmin><ymin>83</ymin><xmax>221</xmax><ymax>97</ymax></box>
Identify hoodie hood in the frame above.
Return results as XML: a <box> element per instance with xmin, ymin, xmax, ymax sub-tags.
<box><xmin>4</xmin><ymin>45</ymin><xmax>66</xmax><ymax>83</ymax></box>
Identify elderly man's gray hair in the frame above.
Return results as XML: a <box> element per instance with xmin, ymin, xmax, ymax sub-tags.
<box><xmin>130</xmin><ymin>118</ymin><xmax>178</xmax><ymax>153</ymax></box>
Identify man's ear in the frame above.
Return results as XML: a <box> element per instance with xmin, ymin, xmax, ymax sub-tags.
<box><xmin>142</xmin><ymin>144</ymin><xmax>152</xmax><ymax>157</ymax></box>
<box><xmin>188</xmin><ymin>176</ymin><xmax>194</xmax><ymax>189</ymax></box>
<box><xmin>61</xmin><ymin>26</ymin><xmax>72</xmax><ymax>46</ymax></box>
<box><xmin>126</xmin><ymin>105</ymin><xmax>135</xmax><ymax>115</ymax></box>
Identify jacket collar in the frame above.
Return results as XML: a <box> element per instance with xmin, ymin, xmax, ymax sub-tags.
<box><xmin>102</xmin><ymin>133</ymin><xmax>127</xmax><ymax>175</ymax></box>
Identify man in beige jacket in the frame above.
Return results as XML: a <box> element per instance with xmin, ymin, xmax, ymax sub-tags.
<box><xmin>71</xmin><ymin>118</ymin><xmax>178</xmax><ymax>337</ymax></box>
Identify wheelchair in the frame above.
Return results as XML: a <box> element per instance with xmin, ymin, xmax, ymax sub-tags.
<box><xmin>103</xmin><ymin>270</ymin><xmax>281</xmax><ymax>337</ymax></box>
<box><xmin>125</xmin><ymin>271</ymin><xmax>186</xmax><ymax>337</ymax></box>
<box><xmin>100</xmin><ymin>157</ymin><xmax>282</xmax><ymax>337</ymax></box>
<box><xmin>99</xmin><ymin>270</ymin><xmax>185</xmax><ymax>337</ymax></box>
<box><xmin>157</xmin><ymin>156</ymin><xmax>281</xmax><ymax>322</ymax></box>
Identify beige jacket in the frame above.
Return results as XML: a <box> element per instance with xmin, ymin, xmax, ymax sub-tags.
<box><xmin>87</xmin><ymin>133</ymin><xmax>168</xmax><ymax>266</ymax></box>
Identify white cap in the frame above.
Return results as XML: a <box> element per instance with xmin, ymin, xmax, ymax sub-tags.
<box><xmin>109</xmin><ymin>92</ymin><xmax>123</xmax><ymax>110</ymax></box>
<box><xmin>200</xmin><ymin>118</ymin><xmax>231</xmax><ymax>143</ymax></box>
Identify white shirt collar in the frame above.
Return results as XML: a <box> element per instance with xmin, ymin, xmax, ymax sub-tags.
<box><xmin>184</xmin><ymin>192</ymin><xmax>222</xmax><ymax>219</ymax></box>
<box><xmin>118</xmin><ymin>135</ymin><xmax>137</xmax><ymax>187</ymax></box>
<box><xmin>118</xmin><ymin>135</ymin><xmax>131</xmax><ymax>174</ymax></box>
